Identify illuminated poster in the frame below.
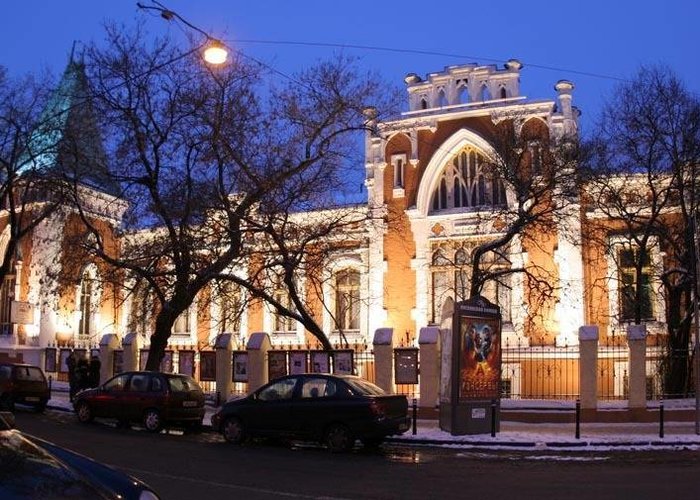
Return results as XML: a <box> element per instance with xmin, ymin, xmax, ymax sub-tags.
<box><xmin>289</xmin><ymin>351</ymin><xmax>308</xmax><ymax>375</ymax></box>
<box><xmin>459</xmin><ymin>317</ymin><xmax>501</xmax><ymax>400</ymax></box>
<box><xmin>232</xmin><ymin>351</ymin><xmax>248</xmax><ymax>382</ymax></box>
<box><xmin>268</xmin><ymin>351</ymin><xmax>288</xmax><ymax>380</ymax></box>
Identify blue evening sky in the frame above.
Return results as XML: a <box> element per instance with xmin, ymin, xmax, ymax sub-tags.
<box><xmin>0</xmin><ymin>0</ymin><xmax>697</xmax><ymax>134</ymax></box>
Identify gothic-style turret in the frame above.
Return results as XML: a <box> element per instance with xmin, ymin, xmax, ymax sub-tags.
<box><xmin>24</xmin><ymin>52</ymin><xmax>119</xmax><ymax>196</ymax></box>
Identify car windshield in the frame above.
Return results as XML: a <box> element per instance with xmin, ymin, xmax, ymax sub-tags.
<box><xmin>168</xmin><ymin>376</ymin><xmax>200</xmax><ymax>393</ymax></box>
<box><xmin>344</xmin><ymin>378</ymin><xmax>385</xmax><ymax>396</ymax></box>
<box><xmin>0</xmin><ymin>430</ymin><xmax>104</xmax><ymax>498</ymax></box>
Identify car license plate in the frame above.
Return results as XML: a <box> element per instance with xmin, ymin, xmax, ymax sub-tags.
<box><xmin>183</xmin><ymin>401</ymin><xmax>197</xmax><ymax>407</ymax></box>
<box><xmin>26</xmin><ymin>397</ymin><xmax>40</xmax><ymax>402</ymax></box>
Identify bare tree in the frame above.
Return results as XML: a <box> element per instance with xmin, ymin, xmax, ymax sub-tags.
<box><xmin>465</xmin><ymin>116</ymin><xmax>581</xmax><ymax>333</ymax></box>
<box><xmin>583</xmin><ymin>65</ymin><xmax>700</xmax><ymax>395</ymax></box>
<box><xmin>0</xmin><ymin>67</ymin><xmax>71</xmax><ymax>286</ymax></box>
<box><xmin>66</xmin><ymin>26</ymin><xmax>394</xmax><ymax>368</ymax></box>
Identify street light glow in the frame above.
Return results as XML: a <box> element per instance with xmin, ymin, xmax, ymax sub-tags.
<box><xmin>203</xmin><ymin>39</ymin><xmax>228</xmax><ymax>65</ymax></box>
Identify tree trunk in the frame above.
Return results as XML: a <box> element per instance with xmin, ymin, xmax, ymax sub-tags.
<box><xmin>145</xmin><ymin>311</ymin><xmax>177</xmax><ymax>371</ymax></box>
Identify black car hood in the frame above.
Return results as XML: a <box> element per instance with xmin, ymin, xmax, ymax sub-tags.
<box><xmin>0</xmin><ymin>429</ymin><xmax>155</xmax><ymax>499</ymax></box>
<box><xmin>0</xmin><ymin>429</ymin><xmax>109</xmax><ymax>499</ymax></box>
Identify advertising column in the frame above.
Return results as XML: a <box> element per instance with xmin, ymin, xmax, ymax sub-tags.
<box><xmin>440</xmin><ymin>295</ymin><xmax>501</xmax><ymax>435</ymax></box>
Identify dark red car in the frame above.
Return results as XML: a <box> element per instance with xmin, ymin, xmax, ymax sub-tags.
<box><xmin>211</xmin><ymin>374</ymin><xmax>410</xmax><ymax>452</ymax></box>
<box><xmin>73</xmin><ymin>371</ymin><xmax>205</xmax><ymax>432</ymax></box>
<box><xmin>0</xmin><ymin>363</ymin><xmax>50</xmax><ymax>412</ymax></box>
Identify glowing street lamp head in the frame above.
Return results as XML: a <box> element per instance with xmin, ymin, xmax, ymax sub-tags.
<box><xmin>203</xmin><ymin>39</ymin><xmax>228</xmax><ymax>65</ymax></box>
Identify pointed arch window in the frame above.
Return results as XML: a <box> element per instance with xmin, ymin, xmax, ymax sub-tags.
<box><xmin>480</xmin><ymin>84</ymin><xmax>491</xmax><ymax>101</ymax></box>
<box><xmin>429</xmin><ymin>148</ymin><xmax>507</xmax><ymax>213</ymax></box>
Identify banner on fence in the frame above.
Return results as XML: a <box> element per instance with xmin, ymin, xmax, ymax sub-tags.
<box><xmin>232</xmin><ymin>351</ymin><xmax>248</xmax><ymax>382</ymax></box>
<box><xmin>310</xmin><ymin>351</ymin><xmax>329</xmax><ymax>373</ymax></box>
<box><xmin>179</xmin><ymin>350</ymin><xmax>195</xmax><ymax>377</ymax></box>
<box><xmin>44</xmin><ymin>348</ymin><xmax>57</xmax><ymax>373</ymax></box>
<box><xmin>289</xmin><ymin>351</ymin><xmax>308</xmax><ymax>375</ymax></box>
<box><xmin>333</xmin><ymin>350</ymin><xmax>354</xmax><ymax>375</ymax></box>
<box><xmin>199</xmin><ymin>351</ymin><xmax>216</xmax><ymax>381</ymax></box>
<box><xmin>268</xmin><ymin>351</ymin><xmax>288</xmax><ymax>380</ymax></box>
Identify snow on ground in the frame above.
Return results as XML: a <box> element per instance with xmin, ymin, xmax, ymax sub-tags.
<box><xmin>45</xmin><ymin>381</ymin><xmax>700</xmax><ymax>450</ymax></box>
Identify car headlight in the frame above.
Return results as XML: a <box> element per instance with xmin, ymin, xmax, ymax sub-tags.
<box><xmin>139</xmin><ymin>489</ymin><xmax>160</xmax><ymax>500</ymax></box>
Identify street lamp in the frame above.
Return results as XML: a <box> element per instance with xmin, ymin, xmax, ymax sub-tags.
<box><xmin>138</xmin><ymin>1</ymin><xmax>229</xmax><ymax>65</ymax></box>
<box><xmin>203</xmin><ymin>39</ymin><xmax>228</xmax><ymax>65</ymax></box>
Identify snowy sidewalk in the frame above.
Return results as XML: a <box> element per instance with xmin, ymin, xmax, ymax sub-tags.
<box><xmin>45</xmin><ymin>382</ymin><xmax>700</xmax><ymax>450</ymax></box>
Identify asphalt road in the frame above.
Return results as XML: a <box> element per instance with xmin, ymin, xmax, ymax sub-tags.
<box><xmin>11</xmin><ymin>408</ymin><xmax>700</xmax><ymax>500</ymax></box>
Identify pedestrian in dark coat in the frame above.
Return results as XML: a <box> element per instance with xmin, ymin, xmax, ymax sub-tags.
<box><xmin>76</xmin><ymin>357</ymin><xmax>89</xmax><ymax>392</ymax></box>
<box><xmin>88</xmin><ymin>355</ymin><xmax>101</xmax><ymax>388</ymax></box>
<box><xmin>66</xmin><ymin>351</ymin><xmax>78</xmax><ymax>402</ymax></box>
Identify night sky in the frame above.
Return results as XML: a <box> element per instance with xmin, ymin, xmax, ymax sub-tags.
<box><xmin>0</xmin><ymin>0</ymin><xmax>698</xmax><ymax>134</ymax></box>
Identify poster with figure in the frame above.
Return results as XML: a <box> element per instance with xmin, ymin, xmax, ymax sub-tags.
<box><xmin>199</xmin><ymin>351</ymin><xmax>216</xmax><ymax>381</ymax></box>
<box><xmin>332</xmin><ymin>350</ymin><xmax>354</xmax><ymax>375</ymax></box>
<box><xmin>459</xmin><ymin>317</ymin><xmax>501</xmax><ymax>400</ymax></box>
<box><xmin>268</xmin><ymin>351</ymin><xmax>287</xmax><ymax>380</ymax></box>
<box><xmin>289</xmin><ymin>351</ymin><xmax>308</xmax><ymax>375</ymax></box>
<box><xmin>310</xmin><ymin>351</ymin><xmax>329</xmax><ymax>374</ymax></box>
<box><xmin>232</xmin><ymin>351</ymin><xmax>248</xmax><ymax>382</ymax></box>
<box><xmin>45</xmin><ymin>348</ymin><xmax>57</xmax><ymax>373</ymax></box>
<box><xmin>178</xmin><ymin>350</ymin><xmax>195</xmax><ymax>377</ymax></box>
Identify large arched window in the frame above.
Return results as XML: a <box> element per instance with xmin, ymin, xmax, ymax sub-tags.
<box><xmin>429</xmin><ymin>243</ymin><xmax>512</xmax><ymax>324</ymax></box>
<box><xmin>335</xmin><ymin>269</ymin><xmax>360</xmax><ymax>332</ymax></box>
<box><xmin>429</xmin><ymin>148</ymin><xmax>507</xmax><ymax>213</ymax></box>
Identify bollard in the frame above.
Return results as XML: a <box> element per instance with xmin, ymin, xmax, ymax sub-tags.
<box><xmin>575</xmin><ymin>399</ymin><xmax>581</xmax><ymax>439</ymax></box>
<box><xmin>659</xmin><ymin>399</ymin><xmax>664</xmax><ymax>439</ymax></box>
<box><xmin>412</xmin><ymin>398</ymin><xmax>417</xmax><ymax>435</ymax></box>
<box><xmin>48</xmin><ymin>375</ymin><xmax>53</xmax><ymax>398</ymax></box>
<box><xmin>216</xmin><ymin>391</ymin><xmax>221</xmax><ymax>407</ymax></box>
<box><xmin>490</xmin><ymin>399</ymin><xmax>496</xmax><ymax>437</ymax></box>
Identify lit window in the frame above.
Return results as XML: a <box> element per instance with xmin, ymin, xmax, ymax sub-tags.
<box><xmin>335</xmin><ymin>269</ymin><xmax>360</xmax><ymax>331</ymax></box>
<box><xmin>429</xmin><ymin>148</ymin><xmax>506</xmax><ymax>212</ymax></box>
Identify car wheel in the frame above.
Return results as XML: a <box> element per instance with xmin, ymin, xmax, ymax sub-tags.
<box><xmin>222</xmin><ymin>417</ymin><xmax>245</xmax><ymax>444</ymax></box>
<box><xmin>76</xmin><ymin>402</ymin><xmax>93</xmax><ymax>423</ymax></box>
<box><xmin>361</xmin><ymin>437</ymin><xmax>385</xmax><ymax>449</ymax></box>
<box><xmin>143</xmin><ymin>409</ymin><xmax>163</xmax><ymax>433</ymax></box>
<box><xmin>0</xmin><ymin>393</ymin><xmax>14</xmax><ymax>411</ymax></box>
<box><xmin>325</xmin><ymin>424</ymin><xmax>354</xmax><ymax>453</ymax></box>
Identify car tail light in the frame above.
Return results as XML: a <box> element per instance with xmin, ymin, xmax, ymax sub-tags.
<box><xmin>369</xmin><ymin>400</ymin><xmax>386</xmax><ymax>418</ymax></box>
